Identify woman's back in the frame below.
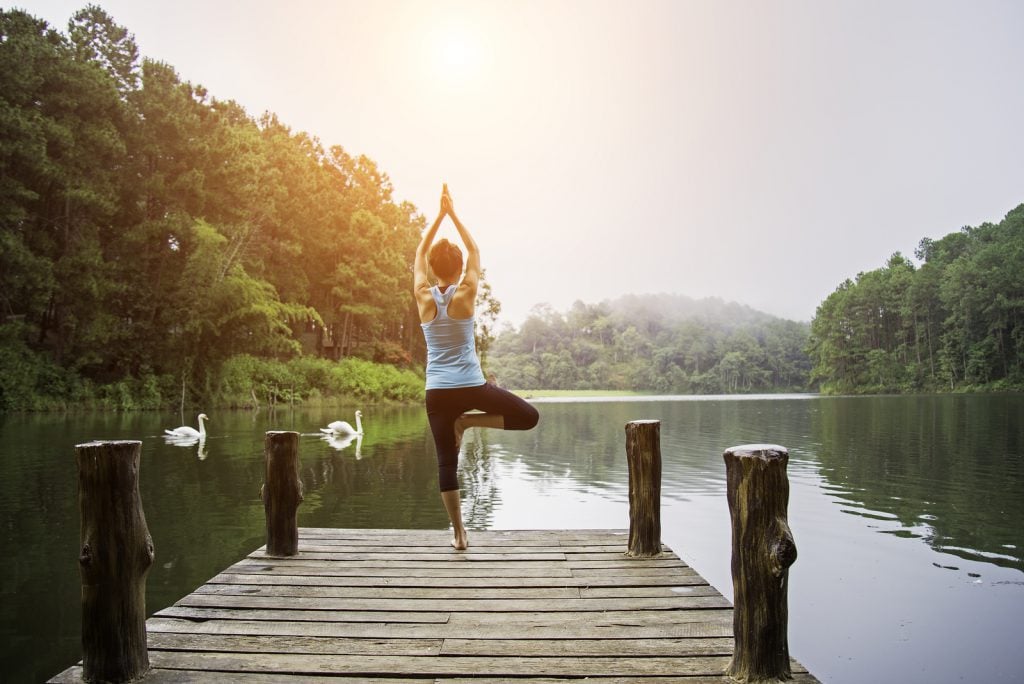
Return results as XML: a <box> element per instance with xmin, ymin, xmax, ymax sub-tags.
<box><xmin>421</xmin><ymin>284</ymin><xmax>485</xmax><ymax>390</ymax></box>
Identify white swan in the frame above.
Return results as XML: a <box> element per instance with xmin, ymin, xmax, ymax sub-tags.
<box><xmin>320</xmin><ymin>410</ymin><xmax>363</xmax><ymax>436</ymax></box>
<box><xmin>165</xmin><ymin>413</ymin><xmax>208</xmax><ymax>439</ymax></box>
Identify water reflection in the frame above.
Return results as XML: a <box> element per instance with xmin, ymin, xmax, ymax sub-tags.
<box><xmin>320</xmin><ymin>432</ymin><xmax>363</xmax><ymax>457</ymax></box>
<box><xmin>3</xmin><ymin>396</ymin><xmax>1024</xmax><ymax>683</ymax></box>
<box><xmin>810</xmin><ymin>395</ymin><xmax>1024</xmax><ymax>570</ymax></box>
<box><xmin>162</xmin><ymin>434</ymin><xmax>208</xmax><ymax>460</ymax></box>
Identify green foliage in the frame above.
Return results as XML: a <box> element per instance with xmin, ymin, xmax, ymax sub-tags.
<box><xmin>489</xmin><ymin>295</ymin><xmax>811</xmax><ymax>393</ymax></box>
<box><xmin>213</xmin><ymin>355</ymin><xmax>423</xmax><ymax>407</ymax></box>
<box><xmin>0</xmin><ymin>7</ymin><xmax>427</xmax><ymax>410</ymax></box>
<box><xmin>808</xmin><ymin>205</ymin><xmax>1024</xmax><ymax>393</ymax></box>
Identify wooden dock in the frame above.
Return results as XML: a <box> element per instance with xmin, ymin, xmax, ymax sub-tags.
<box><xmin>51</xmin><ymin>528</ymin><xmax>818</xmax><ymax>682</ymax></box>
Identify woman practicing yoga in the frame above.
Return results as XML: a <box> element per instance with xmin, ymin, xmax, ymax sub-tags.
<box><xmin>414</xmin><ymin>184</ymin><xmax>539</xmax><ymax>550</ymax></box>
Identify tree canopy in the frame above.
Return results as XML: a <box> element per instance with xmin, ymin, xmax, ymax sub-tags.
<box><xmin>807</xmin><ymin>205</ymin><xmax>1024</xmax><ymax>393</ymax></box>
<box><xmin>0</xmin><ymin>7</ymin><xmax>426</xmax><ymax>409</ymax></box>
<box><xmin>488</xmin><ymin>294</ymin><xmax>811</xmax><ymax>393</ymax></box>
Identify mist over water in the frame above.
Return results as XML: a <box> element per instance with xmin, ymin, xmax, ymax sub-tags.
<box><xmin>2</xmin><ymin>394</ymin><xmax>1022</xmax><ymax>682</ymax></box>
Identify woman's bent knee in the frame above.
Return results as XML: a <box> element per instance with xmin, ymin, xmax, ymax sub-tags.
<box><xmin>508</xmin><ymin>403</ymin><xmax>539</xmax><ymax>430</ymax></box>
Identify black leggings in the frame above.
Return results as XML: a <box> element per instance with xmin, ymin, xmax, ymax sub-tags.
<box><xmin>426</xmin><ymin>383</ymin><xmax>540</xmax><ymax>492</ymax></box>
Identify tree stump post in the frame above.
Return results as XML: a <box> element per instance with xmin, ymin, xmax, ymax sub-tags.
<box><xmin>625</xmin><ymin>420</ymin><xmax>662</xmax><ymax>557</ymax></box>
<box><xmin>261</xmin><ymin>431</ymin><xmax>303</xmax><ymax>556</ymax></box>
<box><xmin>723</xmin><ymin>444</ymin><xmax>798</xmax><ymax>682</ymax></box>
<box><xmin>76</xmin><ymin>440</ymin><xmax>154</xmax><ymax>683</ymax></box>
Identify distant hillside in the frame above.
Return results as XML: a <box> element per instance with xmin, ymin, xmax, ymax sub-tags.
<box><xmin>487</xmin><ymin>294</ymin><xmax>811</xmax><ymax>393</ymax></box>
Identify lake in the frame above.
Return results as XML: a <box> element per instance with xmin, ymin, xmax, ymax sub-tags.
<box><xmin>2</xmin><ymin>394</ymin><xmax>1023</xmax><ymax>682</ymax></box>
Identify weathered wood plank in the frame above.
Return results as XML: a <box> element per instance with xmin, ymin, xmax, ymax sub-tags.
<box><xmin>239</xmin><ymin>555</ymin><xmax>686</xmax><ymax>569</ymax></box>
<box><xmin>440</xmin><ymin>637</ymin><xmax>734</xmax><ymax>657</ymax></box>
<box><xmin>175</xmin><ymin>592</ymin><xmax>732</xmax><ymax>612</ymax></box>
<box><xmin>297</xmin><ymin>527</ymin><xmax>629</xmax><ymax>538</ymax></box>
<box><xmin>444</xmin><ymin>609</ymin><xmax>735</xmax><ymax>626</ymax></box>
<box><xmin>154</xmin><ymin>606</ymin><xmax>450</xmax><ymax>624</ymax></box>
<box><xmin>147</xmin><ymin>632</ymin><xmax>442</xmax><ymax>656</ymax></box>
<box><xmin>272</xmin><ymin>544</ymin><xmax>663</xmax><ymax>557</ymax></box>
<box><xmin>50</xmin><ymin>666</ymin><xmax>425</xmax><ymax>683</ymax></box>
<box><xmin>579</xmin><ymin>586</ymin><xmax>721</xmax><ymax>598</ymax></box>
<box><xmin>146</xmin><ymin>616</ymin><xmax>734</xmax><ymax>640</ymax></box>
<box><xmin>146</xmin><ymin>651</ymin><xmax>737</xmax><ymax>677</ymax></box>
<box><xmin>436</xmin><ymin>676</ymin><xmax>820</xmax><ymax>684</ymax></box>
<box><xmin>207</xmin><ymin>571</ymin><xmax>706</xmax><ymax>588</ymax></box>
<box><xmin>250</xmin><ymin>550</ymin><xmax>569</xmax><ymax>562</ymax></box>
<box><xmin>572</xmin><ymin>566</ymin><xmax>689</xmax><ymax>577</ymax></box>
<box><xmin>229</xmin><ymin>559</ymin><xmax>575</xmax><ymax>577</ymax></box>
<box><xmin>194</xmin><ymin>584</ymin><xmax>583</xmax><ymax>600</ymax></box>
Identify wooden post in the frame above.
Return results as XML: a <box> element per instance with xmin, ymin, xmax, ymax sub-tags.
<box><xmin>625</xmin><ymin>420</ymin><xmax>662</xmax><ymax>557</ymax></box>
<box><xmin>76</xmin><ymin>440</ymin><xmax>153</xmax><ymax>682</ymax></box>
<box><xmin>261</xmin><ymin>431</ymin><xmax>303</xmax><ymax>556</ymax></box>
<box><xmin>723</xmin><ymin>444</ymin><xmax>798</xmax><ymax>683</ymax></box>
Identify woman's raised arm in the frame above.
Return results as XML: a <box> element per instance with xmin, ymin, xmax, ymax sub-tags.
<box><xmin>445</xmin><ymin>185</ymin><xmax>480</xmax><ymax>293</ymax></box>
<box><xmin>413</xmin><ymin>188</ymin><xmax>449</xmax><ymax>296</ymax></box>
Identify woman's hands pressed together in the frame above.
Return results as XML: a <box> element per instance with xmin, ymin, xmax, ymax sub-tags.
<box><xmin>441</xmin><ymin>183</ymin><xmax>453</xmax><ymax>217</ymax></box>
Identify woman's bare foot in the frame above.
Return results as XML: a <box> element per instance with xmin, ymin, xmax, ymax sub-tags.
<box><xmin>451</xmin><ymin>526</ymin><xmax>469</xmax><ymax>550</ymax></box>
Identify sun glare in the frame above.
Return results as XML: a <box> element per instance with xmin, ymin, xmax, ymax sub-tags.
<box><xmin>426</xmin><ymin>19</ymin><xmax>484</xmax><ymax>87</ymax></box>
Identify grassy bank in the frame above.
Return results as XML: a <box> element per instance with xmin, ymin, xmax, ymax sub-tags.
<box><xmin>0</xmin><ymin>354</ymin><xmax>424</xmax><ymax>411</ymax></box>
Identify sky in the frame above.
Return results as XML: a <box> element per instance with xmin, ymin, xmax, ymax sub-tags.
<box><xmin>15</xmin><ymin>0</ymin><xmax>1024</xmax><ymax>326</ymax></box>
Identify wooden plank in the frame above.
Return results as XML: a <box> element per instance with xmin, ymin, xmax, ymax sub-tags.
<box><xmin>232</xmin><ymin>558</ymin><xmax>689</xmax><ymax>571</ymax></box>
<box><xmin>229</xmin><ymin>559</ymin><xmax>575</xmax><ymax>577</ymax></box>
<box><xmin>439</xmin><ymin>637</ymin><xmax>734</xmax><ymax>657</ymax></box>
<box><xmin>566</xmin><ymin>559</ymin><xmax>687</xmax><ymax>569</ymax></box>
<box><xmin>437</xmin><ymin>676</ymin><xmax>821</xmax><ymax>684</ymax></box>
<box><xmin>241</xmin><ymin>557</ymin><xmax>612</xmax><ymax>570</ymax></box>
<box><xmin>572</xmin><ymin>567</ymin><xmax>691</xmax><ymax>577</ymax></box>
<box><xmin>250</xmin><ymin>550</ymin><xmax>569</xmax><ymax>562</ymax></box>
<box><xmin>580</xmin><ymin>586</ymin><xmax>721</xmax><ymax>598</ymax></box>
<box><xmin>283</xmin><ymin>540</ymin><xmax>666</xmax><ymax>554</ymax></box>
<box><xmin>284</xmin><ymin>542</ymin><xmax>654</xmax><ymax>554</ymax></box>
<box><xmin>207</xmin><ymin>571</ymin><xmax>707</xmax><ymax>588</ymax></box>
<box><xmin>175</xmin><ymin>592</ymin><xmax>732</xmax><ymax>612</ymax></box>
<box><xmin>146</xmin><ymin>616</ymin><xmax>734</xmax><ymax>640</ymax></box>
<box><xmin>51</xmin><ymin>666</ymin><xmax>424</xmax><ymax>683</ymax></box>
<box><xmin>146</xmin><ymin>651</ymin><xmax>737</xmax><ymax>677</ymax></box>
<box><xmin>444</xmin><ymin>609</ymin><xmax>735</xmax><ymax>626</ymax></box>
<box><xmin>194</xmin><ymin>584</ymin><xmax>583</xmax><ymax>600</ymax></box>
<box><xmin>154</xmin><ymin>606</ymin><xmax>450</xmax><ymax>624</ymax></box>
<box><xmin>154</xmin><ymin>608</ymin><xmax>733</xmax><ymax>629</ymax></box>
<box><xmin>297</xmin><ymin>527</ymin><xmax>629</xmax><ymax>538</ymax></box>
<box><xmin>147</xmin><ymin>632</ymin><xmax>443</xmax><ymax>656</ymax></box>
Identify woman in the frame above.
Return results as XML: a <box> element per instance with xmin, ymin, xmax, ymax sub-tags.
<box><xmin>414</xmin><ymin>184</ymin><xmax>539</xmax><ymax>550</ymax></box>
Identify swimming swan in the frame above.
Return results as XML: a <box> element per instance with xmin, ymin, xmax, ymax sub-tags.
<box><xmin>165</xmin><ymin>413</ymin><xmax>208</xmax><ymax>439</ymax></box>
<box><xmin>320</xmin><ymin>410</ymin><xmax>363</xmax><ymax>436</ymax></box>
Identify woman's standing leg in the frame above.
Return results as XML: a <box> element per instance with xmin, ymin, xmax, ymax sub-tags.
<box><xmin>426</xmin><ymin>389</ymin><xmax>470</xmax><ymax>549</ymax></box>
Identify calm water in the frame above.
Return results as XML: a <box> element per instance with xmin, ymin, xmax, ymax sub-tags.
<box><xmin>2</xmin><ymin>395</ymin><xmax>1023</xmax><ymax>683</ymax></box>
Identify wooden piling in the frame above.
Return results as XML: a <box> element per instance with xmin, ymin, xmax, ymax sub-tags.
<box><xmin>261</xmin><ymin>431</ymin><xmax>303</xmax><ymax>556</ymax></box>
<box><xmin>723</xmin><ymin>444</ymin><xmax>798</xmax><ymax>682</ymax></box>
<box><xmin>625</xmin><ymin>420</ymin><xmax>662</xmax><ymax>557</ymax></box>
<box><xmin>76</xmin><ymin>440</ymin><xmax>153</xmax><ymax>682</ymax></box>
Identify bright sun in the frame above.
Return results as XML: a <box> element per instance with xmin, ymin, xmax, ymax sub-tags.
<box><xmin>427</xmin><ymin>20</ymin><xmax>483</xmax><ymax>86</ymax></box>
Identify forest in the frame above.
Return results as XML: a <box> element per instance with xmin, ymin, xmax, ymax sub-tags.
<box><xmin>807</xmin><ymin>204</ymin><xmax>1024</xmax><ymax>393</ymax></box>
<box><xmin>0</xmin><ymin>7</ymin><xmax>426</xmax><ymax>409</ymax></box>
<box><xmin>3</xmin><ymin>7</ymin><xmax>1020</xmax><ymax>410</ymax></box>
<box><xmin>487</xmin><ymin>295</ymin><xmax>811</xmax><ymax>393</ymax></box>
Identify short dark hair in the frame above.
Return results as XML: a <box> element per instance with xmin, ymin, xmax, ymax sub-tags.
<box><xmin>428</xmin><ymin>239</ymin><xmax>463</xmax><ymax>281</ymax></box>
